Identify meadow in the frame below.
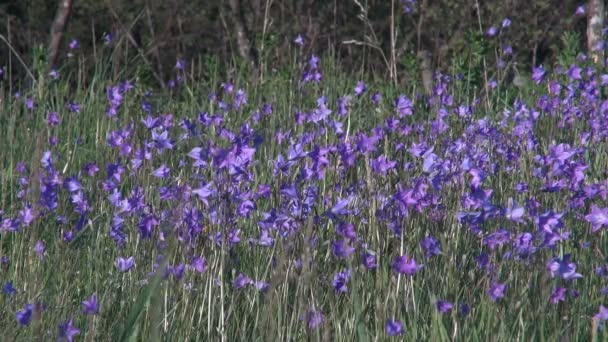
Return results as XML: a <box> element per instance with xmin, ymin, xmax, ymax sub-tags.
<box><xmin>1</xmin><ymin>37</ymin><xmax>608</xmax><ymax>341</ymax></box>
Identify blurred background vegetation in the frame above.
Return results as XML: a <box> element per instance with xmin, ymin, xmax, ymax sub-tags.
<box><xmin>0</xmin><ymin>0</ymin><xmax>594</xmax><ymax>88</ymax></box>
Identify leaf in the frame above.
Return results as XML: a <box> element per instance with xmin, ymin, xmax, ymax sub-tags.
<box><xmin>352</xmin><ymin>283</ymin><xmax>369</xmax><ymax>342</ymax></box>
<box><xmin>119</xmin><ymin>263</ymin><xmax>165</xmax><ymax>341</ymax></box>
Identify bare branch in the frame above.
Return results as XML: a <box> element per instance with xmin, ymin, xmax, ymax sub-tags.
<box><xmin>48</xmin><ymin>0</ymin><xmax>73</xmax><ymax>69</ymax></box>
<box><xmin>228</xmin><ymin>0</ymin><xmax>258</xmax><ymax>65</ymax></box>
<box><xmin>587</xmin><ymin>0</ymin><xmax>605</xmax><ymax>64</ymax></box>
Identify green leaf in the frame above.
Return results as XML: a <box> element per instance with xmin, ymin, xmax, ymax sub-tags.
<box><xmin>119</xmin><ymin>264</ymin><xmax>165</xmax><ymax>342</ymax></box>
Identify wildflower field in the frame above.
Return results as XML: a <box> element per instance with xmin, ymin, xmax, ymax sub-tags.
<box><xmin>2</xmin><ymin>35</ymin><xmax>608</xmax><ymax>341</ymax></box>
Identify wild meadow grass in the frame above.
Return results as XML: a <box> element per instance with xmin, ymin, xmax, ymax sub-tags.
<box><xmin>1</xmin><ymin>52</ymin><xmax>608</xmax><ymax>341</ymax></box>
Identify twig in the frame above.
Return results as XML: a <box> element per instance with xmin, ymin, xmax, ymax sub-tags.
<box><xmin>48</xmin><ymin>0</ymin><xmax>73</xmax><ymax>70</ymax></box>
<box><xmin>0</xmin><ymin>34</ymin><xmax>36</xmax><ymax>83</ymax></box>
<box><xmin>103</xmin><ymin>0</ymin><xmax>166</xmax><ymax>88</ymax></box>
<box><xmin>390</xmin><ymin>0</ymin><xmax>397</xmax><ymax>85</ymax></box>
<box><xmin>342</xmin><ymin>39</ymin><xmax>390</xmax><ymax>73</ymax></box>
<box><xmin>474</xmin><ymin>0</ymin><xmax>491</xmax><ymax>110</ymax></box>
<box><xmin>228</xmin><ymin>0</ymin><xmax>258</xmax><ymax>65</ymax></box>
<box><xmin>347</xmin><ymin>0</ymin><xmax>395</xmax><ymax>82</ymax></box>
<box><xmin>258</xmin><ymin>0</ymin><xmax>274</xmax><ymax>82</ymax></box>
<box><xmin>144</xmin><ymin>2</ymin><xmax>165</xmax><ymax>83</ymax></box>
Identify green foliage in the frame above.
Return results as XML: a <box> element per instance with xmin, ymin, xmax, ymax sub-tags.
<box><xmin>0</xmin><ymin>0</ymin><xmax>591</xmax><ymax>85</ymax></box>
<box><xmin>557</xmin><ymin>30</ymin><xmax>584</xmax><ymax>66</ymax></box>
<box><xmin>1</xmin><ymin>41</ymin><xmax>608</xmax><ymax>341</ymax></box>
<box><xmin>119</xmin><ymin>261</ymin><xmax>165</xmax><ymax>341</ymax></box>
<box><xmin>400</xmin><ymin>50</ymin><xmax>420</xmax><ymax>85</ymax></box>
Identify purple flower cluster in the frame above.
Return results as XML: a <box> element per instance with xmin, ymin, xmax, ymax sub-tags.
<box><xmin>6</xmin><ymin>39</ymin><xmax>608</xmax><ymax>338</ymax></box>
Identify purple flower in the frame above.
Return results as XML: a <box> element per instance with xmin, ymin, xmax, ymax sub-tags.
<box><xmin>191</xmin><ymin>256</ymin><xmax>207</xmax><ymax>273</ymax></box>
<box><xmin>82</xmin><ymin>293</ymin><xmax>99</xmax><ymax>315</ymax></box>
<box><xmin>329</xmin><ymin>197</ymin><xmax>352</xmax><ymax>216</ymax></box>
<box><xmin>436</xmin><ymin>300</ymin><xmax>453</xmax><ymax>314</ymax></box>
<box><xmin>305</xmin><ymin>309</ymin><xmax>324</xmax><ymax>329</ymax></box>
<box><xmin>332</xmin><ymin>269</ymin><xmax>351</xmax><ymax>293</ymax></box>
<box><xmin>595</xmin><ymin>305</ymin><xmax>608</xmax><ymax>330</ymax></box>
<box><xmin>152</xmin><ymin>129</ymin><xmax>174</xmax><ymax>151</ymax></box>
<box><xmin>505</xmin><ymin>198</ymin><xmax>525</xmax><ymax>222</ymax></box>
<box><xmin>483</xmin><ymin>229</ymin><xmax>510</xmax><ymax>250</ymax></box>
<box><xmin>421</xmin><ymin>236</ymin><xmax>442</xmax><ymax>258</ymax></box>
<box><xmin>532</xmin><ymin>66</ymin><xmax>546</xmax><ymax>84</ymax></box>
<box><xmin>371</xmin><ymin>92</ymin><xmax>382</xmax><ymax>105</ymax></box>
<box><xmin>16</xmin><ymin>162</ymin><xmax>27</xmax><ymax>173</ymax></box>
<box><xmin>501</xmin><ymin>18</ymin><xmax>511</xmax><ymax>28</ymax></box>
<box><xmin>372</xmin><ymin>155</ymin><xmax>397</xmax><ymax>175</ymax></box>
<box><xmin>513</xmin><ymin>233</ymin><xmax>538</xmax><ymax>259</ymax></box>
<box><xmin>354</xmin><ymin>81</ymin><xmax>366</xmax><ymax>96</ymax></box>
<box><xmin>459</xmin><ymin>303</ymin><xmax>470</xmax><ymax>317</ymax></box>
<box><xmin>16</xmin><ymin>304</ymin><xmax>33</xmax><ymax>326</ymax></box>
<box><xmin>41</xmin><ymin>151</ymin><xmax>53</xmax><ymax>169</ymax></box>
<box><xmin>3</xmin><ymin>281</ymin><xmax>16</xmax><ymax>296</ymax></box>
<box><xmin>138</xmin><ymin>214</ymin><xmax>159</xmax><ymax>238</ymax></box>
<box><xmin>142</xmin><ymin>115</ymin><xmax>159</xmax><ymax>129</ymax></box>
<box><xmin>256</xmin><ymin>229</ymin><xmax>274</xmax><ymax>247</ymax></box>
<box><xmin>47</xmin><ymin>111</ymin><xmax>60</xmax><ymax>126</ymax></box>
<box><xmin>394</xmin><ymin>95</ymin><xmax>413</xmax><ymax>117</ymax></box>
<box><xmin>486</xmin><ymin>26</ymin><xmax>498</xmax><ymax>37</ymax></box>
<box><xmin>361</xmin><ymin>251</ymin><xmax>378</xmax><ymax>270</ymax></box>
<box><xmin>233</xmin><ymin>89</ymin><xmax>248</xmax><ymax>110</ymax></box>
<box><xmin>69</xmin><ymin>39</ymin><xmax>79</xmax><ymax>50</ymax></box>
<box><xmin>550</xmin><ymin>287</ymin><xmax>567</xmax><ymax>304</ymax></box>
<box><xmin>357</xmin><ymin>133</ymin><xmax>380</xmax><ymax>154</ymax></box>
<box><xmin>152</xmin><ymin>164</ymin><xmax>170</xmax><ymax>178</ymax></box>
<box><xmin>175</xmin><ymin>58</ymin><xmax>185</xmax><ymax>70</ymax></box>
<box><xmin>171</xmin><ymin>264</ymin><xmax>185</xmax><ymax>281</ymax></box>
<box><xmin>547</xmin><ymin>255</ymin><xmax>582</xmax><ymax>280</ymax></box>
<box><xmin>566</xmin><ymin>66</ymin><xmax>582</xmax><ymax>80</ymax></box>
<box><xmin>536</xmin><ymin>210</ymin><xmax>564</xmax><ymax>233</ymax></box>
<box><xmin>25</xmin><ymin>98</ymin><xmax>35</xmax><ymax>110</ymax></box>
<box><xmin>476</xmin><ymin>253</ymin><xmax>490</xmax><ymax>270</ymax></box>
<box><xmin>58</xmin><ymin>318</ymin><xmax>80</xmax><ymax>342</ymax></box>
<box><xmin>116</xmin><ymin>256</ymin><xmax>135</xmax><ymax>272</ymax></box>
<box><xmin>332</xmin><ymin>240</ymin><xmax>355</xmax><ymax>259</ymax></box>
<box><xmin>35</xmin><ymin>240</ymin><xmax>45</xmax><ymax>260</ymax></box>
<box><xmin>487</xmin><ymin>282</ymin><xmax>506</xmax><ymax>302</ymax></box>
<box><xmin>575</xmin><ymin>5</ymin><xmax>586</xmax><ymax>16</ymax></box>
<box><xmin>385</xmin><ymin>319</ymin><xmax>404</xmax><ymax>336</ymax></box>
<box><xmin>192</xmin><ymin>182</ymin><xmax>216</xmax><ymax>203</ymax></box>
<box><xmin>83</xmin><ymin>162</ymin><xmax>100</xmax><ymax>176</ymax></box>
<box><xmin>254</xmin><ymin>281</ymin><xmax>269</xmax><ymax>292</ymax></box>
<box><xmin>68</xmin><ymin>102</ymin><xmax>81</xmax><ymax>113</ymax></box>
<box><xmin>19</xmin><ymin>205</ymin><xmax>35</xmax><ymax>227</ymax></box>
<box><xmin>103</xmin><ymin>32</ymin><xmax>113</xmax><ymax>44</ymax></box>
<box><xmin>336</xmin><ymin>222</ymin><xmax>357</xmax><ymax>239</ymax></box>
<box><xmin>308</xmin><ymin>54</ymin><xmax>320</xmax><ymax>69</ymax></box>
<box><xmin>64</xmin><ymin>177</ymin><xmax>81</xmax><ymax>192</ymax></box>
<box><xmin>222</xmin><ymin>82</ymin><xmax>234</xmax><ymax>94</ymax></box>
<box><xmin>234</xmin><ymin>273</ymin><xmax>252</xmax><ymax>289</ymax></box>
<box><xmin>585</xmin><ymin>205</ymin><xmax>608</xmax><ymax>232</ymax></box>
<box><xmin>392</xmin><ymin>255</ymin><xmax>423</xmax><ymax>275</ymax></box>
<box><xmin>294</xmin><ymin>34</ymin><xmax>304</xmax><ymax>46</ymax></box>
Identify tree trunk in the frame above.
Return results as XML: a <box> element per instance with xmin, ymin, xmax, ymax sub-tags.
<box><xmin>48</xmin><ymin>0</ymin><xmax>73</xmax><ymax>69</ymax></box>
<box><xmin>227</xmin><ymin>0</ymin><xmax>258</xmax><ymax>65</ymax></box>
<box><xmin>417</xmin><ymin>50</ymin><xmax>433</xmax><ymax>96</ymax></box>
<box><xmin>587</xmin><ymin>0</ymin><xmax>605</xmax><ymax>64</ymax></box>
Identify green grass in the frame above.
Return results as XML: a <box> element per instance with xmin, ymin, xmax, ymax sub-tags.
<box><xmin>0</xmin><ymin>55</ymin><xmax>607</xmax><ymax>341</ymax></box>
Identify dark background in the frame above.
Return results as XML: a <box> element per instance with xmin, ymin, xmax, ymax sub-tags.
<box><xmin>0</xmin><ymin>0</ymin><xmax>590</xmax><ymax>86</ymax></box>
